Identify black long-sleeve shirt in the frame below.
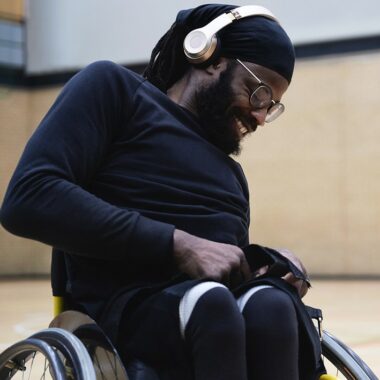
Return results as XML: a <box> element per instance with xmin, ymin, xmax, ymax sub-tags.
<box><xmin>1</xmin><ymin>61</ymin><xmax>250</xmax><ymax>315</ymax></box>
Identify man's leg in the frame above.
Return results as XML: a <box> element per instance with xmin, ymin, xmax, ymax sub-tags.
<box><xmin>118</xmin><ymin>280</ymin><xmax>247</xmax><ymax>380</ymax></box>
<box><xmin>238</xmin><ymin>286</ymin><xmax>299</xmax><ymax>380</ymax></box>
<box><xmin>180</xmin><ymin>282</ymin><xmax>248</xmax><ymax>380</ymax></box>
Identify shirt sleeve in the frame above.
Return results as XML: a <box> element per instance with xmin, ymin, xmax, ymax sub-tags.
<box><xmin>0</xmin><ymin>61</ymin><xmax>175</xmax><ymax>267</ymax></box>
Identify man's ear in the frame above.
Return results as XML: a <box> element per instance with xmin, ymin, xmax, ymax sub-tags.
<box><xmin>204</xmin><ymin>57</ymin><xmax>230</xmax><ymax>76</ymax></box>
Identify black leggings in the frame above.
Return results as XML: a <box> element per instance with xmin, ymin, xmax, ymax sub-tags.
<box><xmin>185</xmin><ymin>286</ymin><xmax>299</xmax><ymax>380</ymax></box>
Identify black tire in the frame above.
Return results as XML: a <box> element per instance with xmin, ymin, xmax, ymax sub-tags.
<box><xmin>30</xmin><ymin>328</ymin><xmax>96</xmax><ymax>380</ymax></box>
<box><xmin>0</xmin><ymin>337</ymin><xmax>67</xmax><ymax>380</ymax></box>
<box><xmin>73</xmin><ymin>324</ymin><xmax>129</xmax><ymax>380</ymax></box>
<box><xmin>49</xmin><ymin>311</ymin><xmax>128</xmax><ymax>380</ymax></box>
<box><xmin>321</xmin><ymin>331</ymin><xmax>378</xmax><ymax>380</ymax></box>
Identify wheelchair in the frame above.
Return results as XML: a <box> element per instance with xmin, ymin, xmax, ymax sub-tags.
<box><xmin>1</xmin><ymin>308</ymin><xmax>378</xmax><ymax>380</ymax></box>
<box><xmin>0</xmin><ymin>251</ymin><xmax>378</xmax><ymax>380</ymax></box>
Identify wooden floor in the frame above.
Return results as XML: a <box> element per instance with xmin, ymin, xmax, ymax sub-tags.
<box><xmin>0</xmin><ymin>278</ymin><xmax>379</xmax><ymax>376</ymax></box>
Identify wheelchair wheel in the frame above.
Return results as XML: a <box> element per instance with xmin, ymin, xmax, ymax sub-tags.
<box><xmin>321</xmin><ymin>331</ymin><xmax>378</xmax><ymax>380</ymax></box>
<box><xmin>72</xmin><ymin>324</ymin><xmax>128</xmax><ymax>380</ymax></box>
<box><xmin>30</xmin><ymin>328</ymin><xmax>96</xmax><ymax>380</ymax></box>
<box><xmin>49</xmin><ymin>311</ymin><xmax>128</xmax><ymax>380</ymax></box>
<box><xmin>0</xmin><ymin>337</ymin><xmax>67</xmax><ymax>379</ymax></box>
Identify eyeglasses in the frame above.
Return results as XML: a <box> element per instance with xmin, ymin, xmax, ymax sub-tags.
<box><xmin>236</xmin><ymin>59</ymin><xmax>285</xmax><ymax>123</ymax></box>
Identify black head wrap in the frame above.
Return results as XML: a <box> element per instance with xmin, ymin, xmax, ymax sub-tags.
<box><xmin>176</xmin><ymin>4</ymin><xmax>295</xmax><ymax>83</ymax></box>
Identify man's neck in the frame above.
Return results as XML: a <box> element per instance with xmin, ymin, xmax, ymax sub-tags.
<box><xmin>167</xmin><ymin>71</ymin><xmax>199</xmax><ymax>116</ymax></box>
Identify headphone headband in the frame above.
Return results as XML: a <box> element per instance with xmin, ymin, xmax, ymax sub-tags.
<box><xmin>183</xmin><ymin>5</ymin><xmax>278</xmax><ymax>64</ymax></box>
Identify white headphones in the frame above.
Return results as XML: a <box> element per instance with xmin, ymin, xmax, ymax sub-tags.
<box><xmin>183</xmin><ymin>5</ymin><xmax>278</xmax><ymax>65</ymax></box>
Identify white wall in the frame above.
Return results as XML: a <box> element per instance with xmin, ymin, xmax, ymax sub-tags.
<box><xmin>25</xmin><ymin>0</ymin><xmax>380</xmax><ymax>74</ymax></box>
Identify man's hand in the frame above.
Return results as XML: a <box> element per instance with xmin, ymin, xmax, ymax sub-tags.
<box><xmin>277</xmin><ymin>248</ymin><xmax>310</xmax><ymax>298</ymax></box>
<box><xmin>252</xmin><ymin>248</ymin><xmax>309</xmax><ymax>298</ymax></box>
<box><xmin>173</xmin><ymin>229</ymin><xmax>251</xmax><ymax>288</ymax></box>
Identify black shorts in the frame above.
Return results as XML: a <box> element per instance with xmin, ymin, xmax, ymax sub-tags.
<box><xmin>98</xmin><ymin>276</ymin><xmax>324</xmax><ymax>380</ymax></box>
<box><xmin>97</xmin><ymin>277</ymin><xmax>202</xmax><ymax>379</ymax></box>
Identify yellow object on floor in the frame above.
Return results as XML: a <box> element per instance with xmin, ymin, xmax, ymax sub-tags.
<box><xmin>320</xmin><ymin>375</ymin><xmax>339</xmax><ymax>380</ymax></box>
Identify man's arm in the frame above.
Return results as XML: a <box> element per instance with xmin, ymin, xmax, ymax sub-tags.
<box><xmin>0</xmin><ymin>61</ymin><xmax>174</xmax><ymax>269</ymax></box>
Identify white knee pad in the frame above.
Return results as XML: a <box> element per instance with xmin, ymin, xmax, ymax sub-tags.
<box><xmin>236</xmin><ymin>285</ymin><xmax>274</xmax><ymax>313</ymax></box>
<box><xmin>179</xmin><ymin>281</ymin><xmax>227</xmax><ymax>339</ymax></box>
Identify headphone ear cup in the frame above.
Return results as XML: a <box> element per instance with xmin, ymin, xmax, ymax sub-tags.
<box><xmin>183</xmin><ymin>28</ymin><xmax>220</xmax><ymax>65</ymax></box>
<box><xmin>194</xmin><ymin>36</ymin><xmax>221</xmax><ymax>67</ymax></box>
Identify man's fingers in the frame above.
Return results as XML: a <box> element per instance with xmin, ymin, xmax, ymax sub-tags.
<box><xmin>252</xmin><ymin>265</ymin><xmax>269</xmax><ymax>278</ymax></box>
<box><xmin>277</xmin><ymin>248</ymin><xmax>308</xmax><ymax>279</ymax></box>
<box><xmin>173</xmin><ymin>230</ymin><xmax>254</xmax><ymax>287</ymax></box>
<box><xmin>282</xmin><ymin>272</ymin><xmax>309</xmax><ymax>298</ymax></box>
<box><xmin>228</xmin><ymin>250</ymin><xmax>251</xmax><ymax>286</ymax></box>
<box><xmin>282</xmin><ymin>272</ymin><xmax>294</xmax><ymax>282</ymax></box>
<box><xmin>240</xmin><ymin>255</ymin><xmax>252</xmax><ymax>282</ymax></box>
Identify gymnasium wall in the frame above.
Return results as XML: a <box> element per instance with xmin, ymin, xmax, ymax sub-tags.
<box><xmin>1</xmin><ymin>50</ymin><xmax>379</xmax><ymax>276</ymax></box>
<box><xmin>24</xmin><ymin>0</ymin><xmax>380</xmax><ymax>74</ymax></box>
<box><xmin>239</xmin><ymin>51</ymin><xmax>380</xmax><ymax>276</ymax></box>
<box><xmin>0</xmin><ymin>0</ymin><xmax>24</xmax><ymax>22</ymax></box>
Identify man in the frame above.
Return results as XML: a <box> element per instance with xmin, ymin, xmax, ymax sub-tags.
<box><xmin>1</xmin><ymin>4</ymin><xmax>314</xmax><ymax>380</ymax></box>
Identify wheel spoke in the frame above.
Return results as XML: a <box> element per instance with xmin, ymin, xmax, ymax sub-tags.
<box><xmin>40</xmin><ymin>357</ymin><xmax>49</xmax><ymax>380</ymax></box>
<box><xmin>27</xmin><ymin>353</ymin><xmax>36</xmax><ymax>380</ymax></box>
<box><xmin>93</xmin><ymin>350</ymin><xmax>106</xmax><ymax>379</ymax></box>
<box><xmin>104</xmin><ymin>349</ymin><xmax>118</xmax><ymax>379</ymax></box>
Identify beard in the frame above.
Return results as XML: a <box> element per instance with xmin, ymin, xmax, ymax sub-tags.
<box><xmin>195</xmin><ymin>62</ymin><xmax>243</xmax><ymax>156</ymax></box>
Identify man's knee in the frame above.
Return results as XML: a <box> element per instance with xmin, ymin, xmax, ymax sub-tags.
<box><xmin>242</xmin><ymin>287</ymin><xmax>299</xmax><ymax>379</ymax></box>
<box><xmin>179</xmin><ymin>281</ymin><xmax>244</xmax><ymax>339</ymax></box>
<box><xmin>242</xmin><ymin>287</ymin><xmax>298</xmax><ymax>338</ymax></box>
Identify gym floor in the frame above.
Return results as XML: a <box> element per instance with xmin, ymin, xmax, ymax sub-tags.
<box><xmin>0</xmin><ymin>278</ymin><xmax>379</xmax><ymax>376</ymax></box>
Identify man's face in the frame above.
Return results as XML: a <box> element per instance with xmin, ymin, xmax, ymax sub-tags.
<box><xmin>195</xmin><ymin>59</ymin><xmax>289</xmax><ymax>155</ymax></box>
